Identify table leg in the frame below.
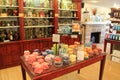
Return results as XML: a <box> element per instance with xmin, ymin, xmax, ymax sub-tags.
<box><xmin>99</xmin><ymin>55</ymin><xmax>106</xmax><ymax>80</ymax></box>
<box><xmin>110</xmin><ymin>44</ymin><xmax>113</xmax><ymax>54</ymax></box>
<box><xmin>104</xmin><ymin>40</ymin><xmax>107</xmax><ymax>52</ymax></box>
<box><xmin>77</xmin><ymin>69</ymin><xmax>80</xmax><ymax>74</ymax></box>
<box><xmin>21</xmin><ymin>65</ymin><xmax>26</xmax><ymax>80</ymax></box>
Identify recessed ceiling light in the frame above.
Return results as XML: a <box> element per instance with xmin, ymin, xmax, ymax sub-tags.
<box><xmin>88</xmin><ymin>0</ymin><xmax>99</xmax><ymax>3</ymax></box>
<box><xmin>113</xmin><ymin>3</ymin><xmax>119</xmax><ymax>8</ymax></box>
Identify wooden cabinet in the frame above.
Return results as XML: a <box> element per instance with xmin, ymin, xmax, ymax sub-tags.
<box><xmin>61</xmin><ymin>35</ymin><xmax>81</xmax><ymax>45</ymax></box>
<box><xmin>41</xmin><ymin>38</ymin><xmax>53</xmax><ymax>51</ymax></box>
<box><xmin>0</xmin><ymin>0</ymin><xmax>82</xmax><ymax>69</ymax></box>
<box><xmin>0</xmin><ymin>44</ymin><xmax>6</xmax><ymax>68</ymax></box>
<box><xmin>110</xmin><ymin>8</ymin><xmax>120</xmax><ymax>23</ymax></box>
<box><xmin>0</xmin><ymin>0</ymin><xmax>20</xmax><ymax>42</ymax></box>
<box><xmin>23</xmin><ymin>0</ymin><xmax>54</xmax><ymax>39</ymax></box>
<box><xmin>0</xmin><ymin>42</ymin><xmax>22</xmax><ymax>69</ymax></box>
<box><xmin>22</xmin><ymin>40</ymin><xmax>41</xmax><ymax>52</ymax></box>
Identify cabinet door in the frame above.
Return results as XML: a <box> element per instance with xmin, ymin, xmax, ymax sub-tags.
<box><xmin>0</xmin><ymin>44</ymin><xmax>7</xmax><ymax>69</ymax></box>
<box><xmin>0</xmin><ymin>44</ymin><xmax>7</xmax><ymax>56</ymax></box>
<box><xmin>23</xmin><ymin>40</ymin><xmax>40</xmax><ymax>52</ymax></box>
<box><xmin>29</xmin><ymin>41</ymin><xmax>40</xmax><ymax>52</ymax></box>
<box><xmin>69</xmin><ymin>38</ymin><xmax>75</xmax><ymax>45</ymax></box>
<box><xmin>60</xmin><ymin>36</ymin><xmax>70</xmax><ymax>44</ymax></box>
<box><xmin>6</xmin><ymin>43</ymin><xmax>21</xmax><ymax>66</ymax></box>
<box><xmin>0</xmin><ymin>54</ymin><xmax>3</xmax><ymax>68</ymax></box>
<box><xmin>41</xmin><ymin>38</ymin><xmax>53</xmax><ymax>51</ymax></box>
<box><xmin>2</xmin><ymin>55</ymin><xmax>13</xmax><ymax>67</ymax></box>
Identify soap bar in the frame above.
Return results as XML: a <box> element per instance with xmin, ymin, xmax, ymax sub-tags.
<box><xmin>69</xmin><ymin>54</ymin><xmax>76</xmax><ymax>62</ymax></box>
<box><xmin>41</xmin><ymin>62</ymin><xmax>49</xmax><ymax>70</ymax></box>
<box><xmin>45</xmin><ymin>54</ymin><xmax>55</xmax><ymax>65</ymax></box>
<box><xmin>34</xmin><ymin>64</ymin><xmax>44</xmax><ymax>74</ymax></box>
<box><xmin>27</xmin><ymin>54</ymin><xmax>36</xmax><ymax>64</ymax></box>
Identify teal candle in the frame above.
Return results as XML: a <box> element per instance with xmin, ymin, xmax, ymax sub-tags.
<box><xmin>115</xmin><ymin>34</ymin><xmax>118</xmax><ymax>40</ymax></box>
<box><xmin>118</xmin><ymin>26</ymin><xmax>120</xmax><ymax>30</ymax></box>
<box><xmin>118</xmin><ymin>35</ymin><xmax>120</xmax><ymax>40</ymax></box>
<box><xmin>112</xmin><ymin>34</ymin><xmax>115</xmax><ymax>40</ymax></box>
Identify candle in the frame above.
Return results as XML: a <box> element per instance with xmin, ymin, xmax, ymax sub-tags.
<box><xmin>62</xmin><ymin>54</ymin><xmax>69</xmax><ymax>65</ymax></box>
<box><xmin>54</xmin><ymin>56</ymin><xmax>63</xmax><ymax>67</ymax></box>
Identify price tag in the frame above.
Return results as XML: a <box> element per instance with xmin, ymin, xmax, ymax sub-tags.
<box><xmin>71</xmin><ymin>35</ymin><xmax>78</xmax><ymax>38</ymax></box>
<box><xmin>52</xmin><ymin>34</ymin><xmax>60</xmax><ymax>42</ymax></box>
<box><xmin>112</xmin><ymin>30</ymin><xmax>116</xmax><ymax>34</ymax></box>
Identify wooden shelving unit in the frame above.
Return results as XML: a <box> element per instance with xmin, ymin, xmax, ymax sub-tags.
<box><xmin>0</xmin><ymin>0</ymin><xmax>82</xmax><ymax>69</ymax></box>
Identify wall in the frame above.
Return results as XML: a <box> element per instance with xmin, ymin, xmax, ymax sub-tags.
<box><xmin>81</xmin><ymin>3</ymin><xmax>111</xmax><ymax>44</ymax></box>
<box><xmin>81</xmin><ymin>3</ymin><xmax>111</xmax><ymax>23</ymax></box>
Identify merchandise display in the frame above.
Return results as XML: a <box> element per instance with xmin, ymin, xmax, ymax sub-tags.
<box><xmin>0</xmin><ymin>0</ymin><xmax>19</xmax><ymax>42</ymax></box>
<box><xmin>0</xmin><ymin>0</ymin><xmax>81</xmax><ymax>70</ymax></box>
<box><xmin>110</xmin><ymin>8</ymin><xmax>120</xmax><ymax>23</ymax></box>
<box><xmin>58</xmin><ymin>0</ymin><xmax>78</xmax><ymax>34</ymax></box>
<box><xmin>23</xmin><ymin>0</ymin><xmax>54</xmax><ymax>39</ymax></box>
<box><xmin>23</xmin><ymin>42</ymin><xmax>102</xmax><ymax>74</ymax></box>
<box><xmin>105</xmin><ymin>24</ymin><xmax>120</xmax><ymax>40</ymax></box>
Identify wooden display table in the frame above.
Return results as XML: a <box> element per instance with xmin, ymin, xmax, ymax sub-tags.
<box><xmin>20</xmin><ymin>53</ymin><xmax>106</xmax><ymax>80</ymax></box>
<box><xmin>104</xmin><ymin>39</ymin><xmax>120</xmax><ymax>54</ymax></box>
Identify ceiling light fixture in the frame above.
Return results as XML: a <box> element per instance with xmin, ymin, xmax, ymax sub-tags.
<box><xmin>88</xmin><ymin>0</ymin><xmax>99</xmax><ymax>3</ymax></box>
<box><xmin>113</xmin><ymin>3</ymin><xmax>119</xmax><ymax>8</ymax></box>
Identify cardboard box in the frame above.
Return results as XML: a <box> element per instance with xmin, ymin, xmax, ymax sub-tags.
<box><xmin>112</xmin><ymin>50</ymin><xmax>120</xmax><ymax>58</ymax></box>
<box><xmin>111</xmin><ymin>56</ymin><xmax>120</xmax><ymax>63</ymax></box>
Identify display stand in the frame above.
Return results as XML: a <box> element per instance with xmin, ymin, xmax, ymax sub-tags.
<box><xmin>20</xmin><ymin>53</ymin><xmax>106</xmax><ymax>80</ymax></box>
<box><xmin>104</xmin><ymin>39</ymin><xmax>120</xmax><ymax>54</ymax></box>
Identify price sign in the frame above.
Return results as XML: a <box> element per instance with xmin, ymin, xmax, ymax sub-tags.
<box><xmin>52</xmin><ymin>34</ymin><xmax>60</xmax><ymax>42</ymax></box>
<box><xmin>71</xmin><ymin>35</ymin><xmax>78</xmax><ymax>38</ymax></box>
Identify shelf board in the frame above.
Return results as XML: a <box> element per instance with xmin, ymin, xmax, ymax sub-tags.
<box><xmin>59</xmin><ymin>24</ymin><xmax>72</xmax><ymax>26</ymax></box>
<box><xmin>0</xmin><ymin>5</ymin><xmax>19</xmax><ymax>8</ymax></box>
<box><xmin>0</xmin><ymin>16</ymin><xmax>19</xmax><ymax>18</ymax></box>
<box><xmin>24</xmin><ymin>25</ymin><xmax>54</xmax><ymax>28</ymax></box>
<box><xmin>24</xmin><ymin>7</ymin><xmax>53</xmax><ymax>10</ymax></box>
<box><xmin>85</xmin><ymin>21</ymin><xmax>111</xmax><ymax>25</ymax></box>
<box><xmin>24</xmin><ymin>17</ymin><xmax>54</xmax><ymax>19</ymax></box>
<box><xmin>0</xmin><ymin>26</ymin><xmax>20</xmax><ymax>29</ymax></box>
<box><xmin>111</xmin><ymin>20</ymin><xmax>120</xmax><ymax>23</ymax></box>
<box><xmin>59</xmin><ymin>9</ymin><xmax>78</xmax><ymax>11</ymax></box>
<box><xmin>59</xmin><ymin>17</ymin><xmax>78</xmax><ymax>18</ymax></box>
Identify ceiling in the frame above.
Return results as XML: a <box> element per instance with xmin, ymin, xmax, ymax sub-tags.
<box><xmin>83</xmin><ymin>0</ymin><xmax>120</xmax><ymax>8</ymax></box>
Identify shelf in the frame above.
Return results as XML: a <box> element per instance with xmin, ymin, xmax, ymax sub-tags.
<box><xmin>59</xmin><ymin>17</ymin><xmax>78</xmax><ymax>18</ymax></box>
<box><xmin>24</xmin><ymin>7</ymin><xmax>53</xmax><ymax>10</ymax></box>
<box><xmin>59</xmin><ymin>24</ymin><xmax>72</xmax><ymax>26</ymax></box>
<box><xmin>85</xmin><ymin>21</ymin><xmax>111</xmax><ymax>25</ymax></box>
<box><xmin>59</xmin><ymin>9</ymin><xmax>78</xmax><ymax>11</ymax></box>
<box><xmin>0</xmin><ymin>5</ymin><xmax>19</xmax><ymax>8</ymax></box>
<box><xmin>0</xmin><ymin>26</ymin><xmax>20</xmax><ymax>29</ymax></box>
<box><xmin>0</xmin><ymin>16</ymin><xmax>19</xmax><ymax>18</ymax></box>
<box><xmin>111</xmin><ymin>20</ymin><xmax>120</xmax><ymax>23</ymax></box>
<box><xmin>24</xmin><ymin>17</ymin><xmax>54</xmax><ymax>19</ymax></box>
<box><xmin>24</xmin><ymin>25</ymin><xmax>54</xmax><ymax>28</ymax></box>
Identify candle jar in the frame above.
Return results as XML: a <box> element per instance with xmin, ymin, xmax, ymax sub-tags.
<box><xmin>62</xmin><ymin>54</ymin><xmax>69</xmax><ymax>65</ymax></box>
<box><xmin>54</xmin><ymin>56</ymin><xmax>63</xmax><ymax>67</ymax></box>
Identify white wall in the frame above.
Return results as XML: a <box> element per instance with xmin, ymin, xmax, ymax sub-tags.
<box><xmin>81</xmin><ymin>3</ymin><xmax>111</xmax><ymax>22</ymax></box>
